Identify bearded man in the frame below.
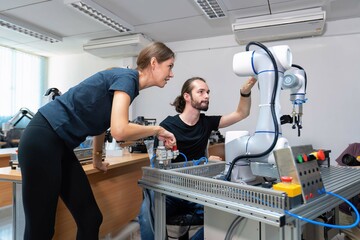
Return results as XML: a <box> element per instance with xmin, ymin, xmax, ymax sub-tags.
<box><xmin>139</xmin><ymin>76</ymin><xmax>257</xmax><ymax>240</ymax></box>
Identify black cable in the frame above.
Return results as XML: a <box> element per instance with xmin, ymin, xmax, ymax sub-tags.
<box><xmin>225</xmin><ymin>41</ymin><xmax>280</xmax><ymax>181</ymax></box>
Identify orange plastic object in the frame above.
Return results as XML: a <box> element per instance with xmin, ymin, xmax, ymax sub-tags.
<box><xmin>309</xmin><ymin>150</ymin><xmax>326</xmax><ymax>161</ymax></box>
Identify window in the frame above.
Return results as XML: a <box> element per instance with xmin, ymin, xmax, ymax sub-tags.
<box><xmin>0</xmin><ymin>46</ymin><xmax>47</xmax><ymax>127</ymax></box>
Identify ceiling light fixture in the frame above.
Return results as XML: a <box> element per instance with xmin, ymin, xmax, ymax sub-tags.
<box><xmin>193</xmin><ymin>0</ymin><xmax>227</xmax><ymax>19</ymax></box>
<box><xmin>65</xmin><ymin>0</ymin><xmax>134</xmax><ymax>33</ymax></box>
<box><xmin>0</xmin><ymin>14</ymin><xmax>62</xmax><ymax>43</ymax></box>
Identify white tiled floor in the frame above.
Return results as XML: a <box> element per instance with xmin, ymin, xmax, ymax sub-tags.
<box><xmin>0</xmin><ymin>205</ymin><xmax>141</xmax><ymax>240</ymax></box>
<box><xmin>0</xmin><ymin>206</ymin><xmax>12</xmax><ymax>240</ymax></box>
<box><xmin>112</xmin><ymin>221</ymin><xmax>141</xmax><ymax>240</ymax></box>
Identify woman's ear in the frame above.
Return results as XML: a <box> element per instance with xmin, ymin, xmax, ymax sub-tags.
<box><xmin>150</xmin><ymin>57</ymin><xmax>157</xmax><ymax>70</ymax></box>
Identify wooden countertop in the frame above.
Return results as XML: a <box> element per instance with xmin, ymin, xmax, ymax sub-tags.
<box><xmin>84</xmin><ymin>153</ymin><xmax>149</xmax><ymax>173</ymax></box>
<box><xmin>0</xmin><ymin>152</ymin><xmax>149</xmax><ymax>182</ymax></box>
<box><xmin>0</xmin><ymin>151</ymin><xmax>150</xmax><ymax>239</ymax></box>
<box><xmin>0</xmin><ymin>147</ymin><xmax>17</xmax><ymax>157</ymax></box>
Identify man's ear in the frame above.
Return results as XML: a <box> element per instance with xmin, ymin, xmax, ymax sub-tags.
<box><xmin>183</xmin><ymin>92</ymin><xmax>190</xmax><ymax>101</ymax></box>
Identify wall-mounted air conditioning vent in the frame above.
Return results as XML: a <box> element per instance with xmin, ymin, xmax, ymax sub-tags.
<box><xmin>83</xmin><ymin>33</ymin><xmax>152</xmax><ymax>58</ymax></box>
<box><xmin>232</xmin><ymin>7</ymin><xmax>326</xmax><ymax>44</ymax></box>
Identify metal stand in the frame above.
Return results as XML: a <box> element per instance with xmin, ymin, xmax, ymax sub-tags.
<box><xmin>139</xmin><ymin>162</ymin><xmax>360</xmax><ymax>240</ymax></box>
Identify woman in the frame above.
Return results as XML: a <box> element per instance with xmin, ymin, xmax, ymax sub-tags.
<box><xmin>18</xmin><ymin>42</ymin><xmax>176</xmax><ymax>240</ymax></box>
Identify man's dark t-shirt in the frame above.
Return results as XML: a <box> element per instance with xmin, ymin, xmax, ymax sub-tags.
<box><xmin>159</xmin><ymin>114</ymin><xmax>221</xmax><ymax>162</ymax></box>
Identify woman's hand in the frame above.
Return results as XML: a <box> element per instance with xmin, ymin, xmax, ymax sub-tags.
<box><xmin>208</xmin><ymin>155</ymin><xmax>223</xmax><ymax>161</ymax></box>
<box><xmin>93</xmin><ymin>156</ymin><xmax>110</xmax><ymax>172</ymax></box>
<box><xmin>157</xmin><ymin>127</ymin><xmax>176</xmax><ymax>149</ymax></box>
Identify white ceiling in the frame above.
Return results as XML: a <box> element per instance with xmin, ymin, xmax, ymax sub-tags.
<box><xmin>0</xmin><ymin>0</ymin><xmax>359</xmax><ymax>57</ymax></box>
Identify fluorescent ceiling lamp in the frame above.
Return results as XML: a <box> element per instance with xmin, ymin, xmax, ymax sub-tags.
<box><xmin>0</xmin><ymin>14</ymin><xmax>62</xmax><ymax>43</ymax></box>
<box><xmin>193</xmin><ymin>0</ymin><xmax>226</xmax><ymax>19</ymax></box>
<box><xmin>65</xmin><ymin>0</ymin><xmax>134</xmax><ymax>33</ymax></box>
<box><xmin>232</xmin><ymin>7</ymin><xmax>326</xmax><ymax>44</ymax></box>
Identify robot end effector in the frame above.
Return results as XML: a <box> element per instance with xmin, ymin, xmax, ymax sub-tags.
<box><xmin>281</xmin><ymin>66</ymin><xmax>307</xmax><ymax>136</ymax></box>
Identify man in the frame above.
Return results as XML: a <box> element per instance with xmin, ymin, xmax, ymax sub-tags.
<box><xmin>139</xmin><ymin>76</ymin><xmax>257</xmax><ymax>240</ymax></box>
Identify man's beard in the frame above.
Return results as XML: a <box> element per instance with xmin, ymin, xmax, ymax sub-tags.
<box><xmin>191</xmin><ymin>98</ymin><xmax>209</xmax><ymax>111</ymax></box>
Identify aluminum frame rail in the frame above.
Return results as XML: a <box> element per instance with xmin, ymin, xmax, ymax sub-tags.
<box><xmin>139</xmin><ymin>162</ymin><xmax>287</xmax><ymax>227</ymax></box>
<box><xmin>139</xmin><ymin>162</ymin><xmax>360</xmax><ymax>229</ymax></box>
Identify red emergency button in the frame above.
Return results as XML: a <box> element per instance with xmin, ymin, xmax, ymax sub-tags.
<box><xmin>281</xmin><ymin>176</ymin><xmax>293</xmax><ymax>183</ymax></box>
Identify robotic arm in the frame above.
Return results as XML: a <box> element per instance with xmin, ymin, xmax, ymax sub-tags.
<box><xmin>1</xmin><ymin>88</ymin><xmax>61</xmax><ymax>138</ymax></box>
<box><xmin>44</xmin><ymin>87</ymin><xmax>62</xmax><ymax>102</ymax></box>
<box><xmin>224</xmin><ymin>42</ymin><xmax>307</xmax><ymax>183</ymax></box>
<box><xmin>1</xmin><ymin>107</ymin><xmax>34</xmax><ymax>137</ymax></box>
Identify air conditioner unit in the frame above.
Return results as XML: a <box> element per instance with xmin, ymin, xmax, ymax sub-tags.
<box><xmin>83</xmin><ymin>34</ymin><xmax>152</xmax><ymax>58</ymax></box>
<box><xmin>232</xmin><ymin>7</ymin><xmax>326</xmax><ymax>44</ymax></box>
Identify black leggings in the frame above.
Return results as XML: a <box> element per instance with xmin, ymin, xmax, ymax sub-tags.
<box><xmin>18</xmin><ymin>112</ymin><xmax>102</xmax><ymax>240</ymax></box>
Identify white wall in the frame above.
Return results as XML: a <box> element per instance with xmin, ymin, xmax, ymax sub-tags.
<box><xmin>48</xmin><ymin>53</ymin><xmax>135</xmax><ymax>90</ymax></box>
<box><xmin>48</xmin><ymin>18</ymin><xmax>360</xmax><ymax>164</ymax></box>
<box><xmin>132</xmin><ymin>18</ymin><xmax>360</xmax><ymax>163</ymax></box>
<box><xmin>48</xmin><ymin>52</ymin><xmax>136</xmax><ymax>115</ymax></box>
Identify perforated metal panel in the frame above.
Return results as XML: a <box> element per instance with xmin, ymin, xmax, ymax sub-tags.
<box><xmin>141</xmin><ymin>162</ymin><xmax>287</xmax><ymax>214</ymax></box>
<box><xmin>274</xmin><ymin>146</ymin><xmax>325</xmax><ymax>204</ymax></box>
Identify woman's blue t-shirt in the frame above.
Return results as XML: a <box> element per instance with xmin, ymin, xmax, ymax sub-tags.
<box><xmin>39</xmin><ymin>68</ymin><xmax>139</xmax><ymax>149</ymax></box>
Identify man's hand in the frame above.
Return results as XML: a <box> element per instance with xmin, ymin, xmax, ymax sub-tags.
<box><xmin>241</xmin><ymin>76</ymin><xmax>257</xmax><ymax>95</ymax></box>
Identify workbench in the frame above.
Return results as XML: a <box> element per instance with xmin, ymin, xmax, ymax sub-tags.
<box><xmin>0</xmin><ymin>151</ymin><xmax>149</xmax><ymax>240</ymax></box>
<box><xmin>0</xmin><ymin>148</ymin><xmax>17</xmax><ymax>207</ymax></box>
<box><xmin>138</xmin><ymin>162</ymin><xmax>360</xmax><ymax>239</ymax></box>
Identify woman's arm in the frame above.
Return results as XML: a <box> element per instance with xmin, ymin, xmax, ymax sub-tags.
<box><xmin>92</xmin><ymin>132</ymin><xmax>109</xmax><ymax>172</ymax></box>
<box><xmin>110</xmin><ymin>91</ymin><xmax>176</xmax><ymax>148</ymax></box>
